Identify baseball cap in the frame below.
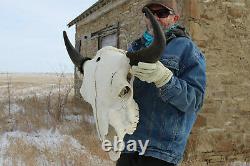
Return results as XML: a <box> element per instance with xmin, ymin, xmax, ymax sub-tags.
<box><xmin>144</xmin><ymin>0</ymin><xmax>178</xmax><ymax>14</ymax></box>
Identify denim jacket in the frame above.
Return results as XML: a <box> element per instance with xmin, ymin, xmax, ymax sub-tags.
<box><xmin>123</xmin><ymin>31</ymin><xmax>206</xmax><ymax>164</ymax></box>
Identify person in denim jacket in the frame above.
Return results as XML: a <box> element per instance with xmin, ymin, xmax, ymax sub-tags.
<box><xmin>116</xmin><ymin>0</ymin><xmax>206</xmax><ymax>166</ymax></box>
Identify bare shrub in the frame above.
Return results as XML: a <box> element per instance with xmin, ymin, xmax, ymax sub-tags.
<box><xmin>6</xmin><ymin>72</ymin><xmax>12</xmax><ymax>116</ymax></box>
<box><xmin>46</xmin><ymin>73</ymin><xmax>74</xmax><ymax>128</ymax></box>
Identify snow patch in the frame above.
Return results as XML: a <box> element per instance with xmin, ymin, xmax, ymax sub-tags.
<box><xmin>64</xmin><ymin>114</ymin><xmax>83</xmax><ymax>122</ymax></box>
<box><xmin>84</xmin><ymin>115</ymin><xmax>95</xmax><ymax>124</ymax></box>
<box><xmin>0</xmin><ymin>129</ymin><xmax>114</xmax><ymax>166</ymax></box>
<box><xmin>203</xmin><ymin>0</ymin><xmax>215</xmax><ymax>3</ymax></box>
<box><xmin>0</xmin><ymin>129</ymin><xmax>86</xmax><ymax>165</ymax></box>
<box><xmin>0</xmin><ymin>129</ymin><xmax>85</xmax><ymax>153</ymax></box>
<box><xmin>4</xmin><ymin>103</ymin><xmax>25</xmax><ymax>115</ymax></box>
<box><xmin>230</xmin><ymin>161</ymin><xmax>250</xmax><ymax>166</ymax></box>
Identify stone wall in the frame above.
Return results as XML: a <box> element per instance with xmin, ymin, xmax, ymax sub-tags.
<box><xmin>74</xmin><ymin>0</ymin><xmax>250</xmax><ymax>164</ymax></box>
<box><xmin>185</xmin><ymin>0</ymin><xmax>250</xmax><ymax>165</ymax></box>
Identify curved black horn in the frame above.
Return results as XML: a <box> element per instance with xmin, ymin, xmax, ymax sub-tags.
<box><xmin>126</xmin><ymin>7</ymin><xmax>166</xmax><ymax>66</ymax></box>
<box><xmin>63</xmin><ymin>31</ymin><xmax>91</xmax><ymax>73</ymax></box>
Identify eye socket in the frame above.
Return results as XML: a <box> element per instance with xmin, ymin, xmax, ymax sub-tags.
<box><xmin>96</xmin><ymin>57</ymin><xmax>101</xmax><ymax>62</ymax></box>
<box><xmin>127</xmin><ymin>73</ymin><xmax>132</xmax><ymax>82</ymax></box>
<box><xmin>118</xmin><ymin>86</ymin><xmax>131</xmax><ymax>98</ymax></box>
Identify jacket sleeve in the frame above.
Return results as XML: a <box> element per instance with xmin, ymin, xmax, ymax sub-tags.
<box><xmin>159</xmin><ymin>40</ymin><xmax>206</xmax><ymax>113</ymax></box>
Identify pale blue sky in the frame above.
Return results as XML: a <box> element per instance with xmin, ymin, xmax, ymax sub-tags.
<box><xmin>0</xmin><ymin>0</ymin><xmax>98</xmax><ymax>73</ymax></box>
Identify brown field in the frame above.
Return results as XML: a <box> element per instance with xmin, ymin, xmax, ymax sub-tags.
<box><xmin>0</xmin><ymin>73</ymin><xmax>248</xmax><ymax>166</ymax></box>
<box><xmin>0</xmin><ymin>73</ymin><xmax>113</xmax><ymax>166</ymax></box>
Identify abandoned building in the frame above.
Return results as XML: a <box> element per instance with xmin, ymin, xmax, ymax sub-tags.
<box><xmin>67</xmin><ymin>0</ymin><xmax>202</xmax><ymax>97</ymax></box>
<box><xmin>67</xmin><ymin>0</ymin><xmax>250</xmax><ymax>164</ymax></box>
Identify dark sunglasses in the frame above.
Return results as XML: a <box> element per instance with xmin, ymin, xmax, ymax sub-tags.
<box><xmin>144</xmin><ymin>8</ymin><xmax>174</xmax><ymax>18</ymax></box>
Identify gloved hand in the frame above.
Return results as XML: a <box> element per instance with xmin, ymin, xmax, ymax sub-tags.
<box><xmin>130</xmin><ymin>61</ymin><xmax>173</xmax><ymax>88</ymax></box>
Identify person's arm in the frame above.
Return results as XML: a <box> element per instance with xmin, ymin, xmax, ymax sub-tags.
<box><xmin>159</xmin><ymin>42</ymin><xmax>206</xmax><ymax>113</ymax></box>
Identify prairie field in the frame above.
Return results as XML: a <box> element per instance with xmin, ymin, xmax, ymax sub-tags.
<box><xmin>0</xmin><ymin>73</ymin><xmax>113</xmax><ymax>166</ymax></box>
<box><xmin>0</xmin><ymin>73</ymin><xmax>248</xmax><ymax>166</ymax></box>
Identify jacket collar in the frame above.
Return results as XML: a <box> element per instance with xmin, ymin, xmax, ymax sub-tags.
<box><xmin>142</xmin><ymin>24</ymin><xmax>190</xmax><ymax>47</ymax></box>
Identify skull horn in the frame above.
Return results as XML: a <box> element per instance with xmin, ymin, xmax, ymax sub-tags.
<box><xmin>63</xmin><ymin>31</ymin><xmax>91</xmax><ymax>73</ymax></box>
<box><xmin>126</xmin><ymin>7</ymin><xmax>166</xmax><ymax>66</ymax></box>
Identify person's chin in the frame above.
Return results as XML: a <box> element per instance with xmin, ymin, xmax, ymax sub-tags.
<box><xmin>161</xmin><ymin>25</ymin><xmax>169</xmax><ymax>31</ymax></box>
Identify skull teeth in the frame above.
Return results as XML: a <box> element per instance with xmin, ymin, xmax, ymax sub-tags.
<box><xmin>126</xmin><ymin>125</ymin><xmax>137</xmax><ymax>134</ymax></box>
<box><xmin>125</xmin><ymin>115</ymin><xmax>139</xmax><ymax>135</ymax></box>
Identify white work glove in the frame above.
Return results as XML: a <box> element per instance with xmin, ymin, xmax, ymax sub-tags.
<box><xmin>130</xmin><ymin>61</ymin><xmax>173</xmax><ymax>88</ymax></box>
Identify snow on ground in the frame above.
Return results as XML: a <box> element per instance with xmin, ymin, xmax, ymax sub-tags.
<box><xmin>0</xmin><ymin>129</ymin><xmax>113</xmax><ymax>166</ymax></box>
<box><xmin>64</xmin><ymin>114</ymin><xmax>83</xmax><ymax>123</ymax></box>
<box><xmin>0</xmin><ymin>74</ymin><xmax>114</xmax><ymax>166</ymax></box>
<box><xmin>0</xmin><ymin>73</ymin><xmax>74</xmax><ymax>101</ymax></box>
<box><xmin>8</xmin><ymin>84</ymin><xmax>72</xmax><ymax>101</ymax></box>
<box><xmin>84</xmin><ymin>115</ymin><xmax>95</xmax><ymax>125</ymax></box>
<box><xmin>3</xmin><ymin>103</ymin><xmax>25</xmax><ymax>115</ymax></box>
<box><xmin>230</xmin><ymin>162</ymin><xmax>250</xmax><ymax>166</ymax></box>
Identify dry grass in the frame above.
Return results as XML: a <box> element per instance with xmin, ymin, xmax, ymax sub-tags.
<box><xmin>3</xmin><ymin>131</ymin><xmax>96</xmax><ymax>166</ymax></box>
<box><xmin>0</xmin><ymin>73</ymin><xmax>248</xmax><ymax>166</ymax></box>
<box><xmin>0</xmin><ymin>73</ymin><xmax>114</xmax><ymax>165</ymax></box>
<box><xmin>4</xmin><ymin>94</ymin><xmax>111</xmax><ymax>161</ymax></box>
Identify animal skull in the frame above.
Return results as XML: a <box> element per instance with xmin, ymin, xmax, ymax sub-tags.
<box><xmin>63</xmin><ymin>7</ymin><xmax>166</xmax><ymax>161</ymax></box>
<box><xmin>81</xmin><ymin>47</ymin><xmax>139</xmax><ymax>160</ymax></box>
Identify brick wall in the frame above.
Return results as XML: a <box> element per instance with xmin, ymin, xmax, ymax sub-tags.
<box><xmin>74</xmin><ymin>0</ymin><xmax>250</xmax><ymax>164</ymax></box>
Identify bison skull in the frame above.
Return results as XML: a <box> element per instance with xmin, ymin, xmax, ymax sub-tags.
<box><xmin>81</xmin><ymin>46</ymin><xmax>139</xmax><ymax>160</ymax></box>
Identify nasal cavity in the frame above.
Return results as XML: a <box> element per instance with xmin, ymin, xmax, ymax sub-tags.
<box><xmin>119</xmin><ymin>86</ymin><xmax>131</xmax><ymax>98</ymax></box>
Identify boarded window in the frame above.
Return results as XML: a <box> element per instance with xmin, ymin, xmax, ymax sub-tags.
<box><xmin>90</xmin><ymin>23</ymin><xmax>119</xmax><ymax>50</ymax></box>
<box><xmin>99</xmin><ymin>33</ymin><xmax>118</xmax><ymax>49</ymax></box>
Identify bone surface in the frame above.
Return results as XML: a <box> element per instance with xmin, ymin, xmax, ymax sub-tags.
<box><xmin>80</xmin><ymin>46</ymin><xmax>139</xmax><ymax>160</ymax></box>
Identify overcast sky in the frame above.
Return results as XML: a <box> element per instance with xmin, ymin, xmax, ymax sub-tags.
<box><xmin>0</xmin><ymin>0</ymin><xmax>98</xmax><ymax>73</ymax></box>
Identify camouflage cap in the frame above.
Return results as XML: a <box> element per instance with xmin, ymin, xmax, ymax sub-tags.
<box><xmin>144</xmin><ymin>0</ymin><xmax>178</xmax><ymax>14</ymax></box>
